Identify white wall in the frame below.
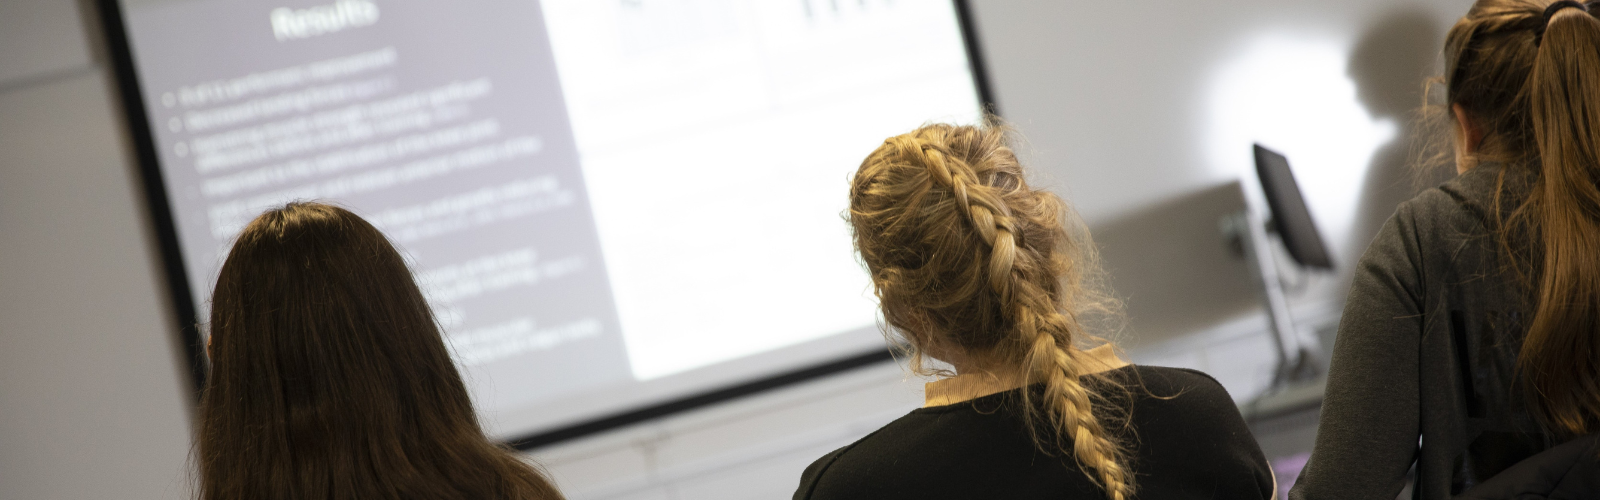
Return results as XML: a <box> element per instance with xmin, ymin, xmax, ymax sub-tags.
<box><xmin>0</xmin><ymin>1</ymin><xmax>195</xmax><ymax>498</ymax></box>
<box><xmin>0</xmin><ymin>0</ymin><xmax>1472</xmax><ymax>499</ymax></box>
<box><xmin>975</xmin><ymin>0</ymin><xmax>1470</xmax><ymax>347</ymax></box>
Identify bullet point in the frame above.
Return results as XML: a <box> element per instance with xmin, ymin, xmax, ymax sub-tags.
<box><xmin>162</xmin><ymin>93</ymin><xmax>176</xmax><ymax>108</ymax></box>
<box><xmin>175</xmin><ymin>142</ymin><xmax>189</xmax><ymax>157</ymax></box>
<box><xmin>168</xmin><ymin>117</ymin><xmax>183</xmax><ymax>132</ymax></box>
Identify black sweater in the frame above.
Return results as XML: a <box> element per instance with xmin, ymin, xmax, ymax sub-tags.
<box><xmin>1457</xmin><ymin>433</ymin><xmax>1600</xmax><ymax>499</ymax></box>
<box><xmin>792</xmin><ymin>365</ymin><xmax>1275</xmax><ymax>500</ymax></box>
<box><xmin>1290</xmin><ymin>163</ymin><xmax>1556</xmax><ymax>500</ymax></box>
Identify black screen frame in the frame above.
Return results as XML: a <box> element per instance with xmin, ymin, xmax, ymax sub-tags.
<box><xmin>1252</xmin><ymin>144</ymin><xmax>1334</xmax><ymax>270</ymax></box>
<box><xmin>93</xmin><ymin>0</ymin><xmax>1000</xmax><ymax>449</ymax></box>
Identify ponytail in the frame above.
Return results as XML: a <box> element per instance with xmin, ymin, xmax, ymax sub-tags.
<box><xmin>850</xmin><ymin>123</ymin><xmax>1133</xmax><ymax>499</ymax></box>
<box><xmin>1522</xmin><ymin>5</ymin><xmax>1600</xmax><ymax>436</ymax></box>
<box><xmin>1442</xmin><ymin>0</ymin><xmax>1600</xmax><ymax>437</ymax></box>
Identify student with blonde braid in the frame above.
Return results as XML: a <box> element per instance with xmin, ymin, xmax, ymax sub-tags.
<box><xmin>793</xmin><ymin>122</ymin><xmax>1275</xmax><ymax>500</ymax></box>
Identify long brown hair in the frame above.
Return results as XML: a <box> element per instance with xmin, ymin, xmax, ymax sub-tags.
<box><xmin>848</xmin><ymin>123</ymin><xmax>1132</xmax><ymax>499</ymax></box>
<box><xmin>199</xmin><ymin>202</ymin><xmax>563</xmax><ymax>500</ymax></box>
<box><xmin>1442</xmin><ymin>0</ymin><xmax>1600</xmax><ymax>437</ymax></box>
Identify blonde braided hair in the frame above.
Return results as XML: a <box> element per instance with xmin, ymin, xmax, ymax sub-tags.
<box><xmin>848</xmin><ymin>122</ymin><xmax>1133</xmax><ymax>499</ymax></box>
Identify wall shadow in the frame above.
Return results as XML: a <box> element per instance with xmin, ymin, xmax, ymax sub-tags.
<box><xmin>1343</xmin><ymin>9</ymin><xmax>1452</xmax><ymax>273</ymax></box>
<box><xmin>1091</xmin><ymin>180</ymin><xmax>1256</xmax><ymax>348</ymax></box>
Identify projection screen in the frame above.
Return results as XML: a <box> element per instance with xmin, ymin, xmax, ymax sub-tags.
<box><xmin>99</xmin><ymin>0</ymin><xmax>991</xmax><ymax>446</ymax></box>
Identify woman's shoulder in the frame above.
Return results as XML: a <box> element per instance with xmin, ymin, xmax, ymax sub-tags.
<box><xmin>1371</xmin><ymin>163</ymin><xmax>1529</xmax><ymax>284</ymax></box>
<box><xmin>1120</xmin><ymin>365</ymin><xmax>1234</xmax><ymax>405</ymax></box>
<box><xmin>1123</xmin><ymin>364</ymin><xmax>1223</xmax><ymax>387</ymax></box>
<box><xmin>1399</xmin><ymin>162</ymin><xmax>1527</xmax><ymax>231</ymax></box>
<box><xmin>792</xmin><ymin>409</ymin><xmax>981</xmax><ymax>500</ymax></box>
<box><xmin>794</xmin><ymin>441</ymin><xmax>855</xmax><ymax>500</ymax></box>
<box><xmin>1110</xmin><ymin>364</ymin><xmax>1246</xmax><ymax>421</ymax></box>
<box><xmin>1110</xmin><ymin>365</ymin><xmax>1255</xmax><ymax>438</ymax></box>
<box><xmin>1120</xmin><ymin>365</ymin><xmax>1276</xmax><ymax>498</ymax></box>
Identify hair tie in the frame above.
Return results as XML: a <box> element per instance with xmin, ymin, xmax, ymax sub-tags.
<box><xmin>1535</xmin><ymin>0</ymin><xmax>1598</xmax><ymax>47</ymax></box>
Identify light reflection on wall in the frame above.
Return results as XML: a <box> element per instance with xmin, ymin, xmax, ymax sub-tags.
<box><xmin>1203</xmin><ymin>32</ymin><xmax>1396</xmax><ymax>264</ymax></box>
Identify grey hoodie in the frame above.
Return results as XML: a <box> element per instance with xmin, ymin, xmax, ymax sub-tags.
<box><xmin>1290</xmin><ymin>163</ymin><xmax>1558</xmax><ymax>500</ymax></box>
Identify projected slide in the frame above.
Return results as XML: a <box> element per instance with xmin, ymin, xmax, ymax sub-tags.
<box><xmin>117</xmin><ymin>0</ymin><xmax>981</xmax><ymax>440</ymax></box>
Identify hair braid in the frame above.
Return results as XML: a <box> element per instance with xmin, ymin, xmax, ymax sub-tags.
<box><xmin>854</xmin><ymin>123</ymin><xmax>1133</xmax><ymax>499</ymax></box>
<box><xmin>1024</xmin><ymin>305</ymin><xmax>1132</xmax><ymax>500</ymax></box>
<box><xmin>906</xmin><ymin>138</ymin><xmax>1020</xmax><ymax>298</ymax></box>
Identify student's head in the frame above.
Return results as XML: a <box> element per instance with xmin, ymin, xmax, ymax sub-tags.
<box><xmin>848</xmin><ymin>123</ymin><xmax>1131</xmax><ymax>499</ymax></box>
<box><xmin>1443</xmin><ymin>0</ymin><xmax>1600</xmax><ymax>436</ymax></box>
<box><xmin>199</xmin><ymin>202</ymin><xmax>561</xmax><ymax>500</ymax></box>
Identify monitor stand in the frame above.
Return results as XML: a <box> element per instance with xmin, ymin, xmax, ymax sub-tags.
<box><xmin>1221</xmin><ymin>209</ymin><xmax>1323</xmax><ymax>393</ymax></box>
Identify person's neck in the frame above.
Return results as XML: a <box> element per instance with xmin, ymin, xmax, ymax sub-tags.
<box><xmin>950</xmin><ymin>343</ymin><xmax>1127</xmax><ymax>377</ymax></box>
<box><xmin>925</xmin><ymin>344</ymin><xmax>1129</xmax><ymax>407</ymax></box>
<box><xmin>1075</xmin><ymin>343</ymin><xmax>1131</xmax><ymax>374</ymax></box>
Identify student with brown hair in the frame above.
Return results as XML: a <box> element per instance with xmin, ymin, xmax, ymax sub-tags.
<box><xmin>198</xmin><ymin>202</ymin><xmax>564</xmax><ymax>500</ymax></box>
<box><xmin>1291</xmin><ymin>1</ymin><xmax>1600</xmax><ymax>498</ymax></box>
<box><xmin>793</xmin><ymin>123</ymin><xmax>1275</xmax><ymax>500</ymax></box>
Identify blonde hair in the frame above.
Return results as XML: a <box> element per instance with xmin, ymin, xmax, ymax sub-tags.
<box><xmin>848</xmin><ymin>122</ymin><xmax>1132</xmax><ymax>499</ymax></box>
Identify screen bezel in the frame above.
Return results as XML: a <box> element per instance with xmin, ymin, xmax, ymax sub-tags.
<box><xmin>93</xmin><ymin>0</ymin><xmax>1000</xmax><ymax>449</ymax></box>
<box><xmin>1252</xmin><ymin>144</ymin><xmax>1334</xmax><ymax>270</ymax></box>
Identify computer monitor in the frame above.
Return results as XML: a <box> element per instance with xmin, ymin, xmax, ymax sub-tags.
<box><xmin>1253</xmin><ymin>144</ymin><xmax>1333</xmax><ymax>270</ymax></box>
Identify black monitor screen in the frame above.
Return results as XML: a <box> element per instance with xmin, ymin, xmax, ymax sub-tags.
<box><xmin>1253</xmin><ymin>144</ymin><xmax>1333</xmax><ymax>270</ymax></box>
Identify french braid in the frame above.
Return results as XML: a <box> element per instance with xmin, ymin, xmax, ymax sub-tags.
<box><xmin>849</xmin><ymin>123</ymin><xmax>1132</xmax><ymax>499</ymax></box>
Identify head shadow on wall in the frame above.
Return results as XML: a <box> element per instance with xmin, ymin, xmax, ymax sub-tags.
<box><xmin>1343</xmin><ymin>8</ymin><xmax>1453</xmax><ymax>278</ymax></box>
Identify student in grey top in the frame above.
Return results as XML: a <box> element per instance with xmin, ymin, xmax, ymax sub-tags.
<box><xmin>1291</xmin><ymin>1</ymin><xmax>1600</xmax><ymax>499</ymax></box>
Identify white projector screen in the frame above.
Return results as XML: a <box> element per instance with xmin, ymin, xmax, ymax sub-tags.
<box><xmin>104</xmin><ymin>0</ymin><xmax>987</xmax><ymax>443</ymax></box>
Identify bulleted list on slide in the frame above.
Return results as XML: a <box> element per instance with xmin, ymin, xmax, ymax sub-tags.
<box><xmin>123</xmin><ymin>0</ymin><xmax>633</xmax><ymax>410</ymax></box>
